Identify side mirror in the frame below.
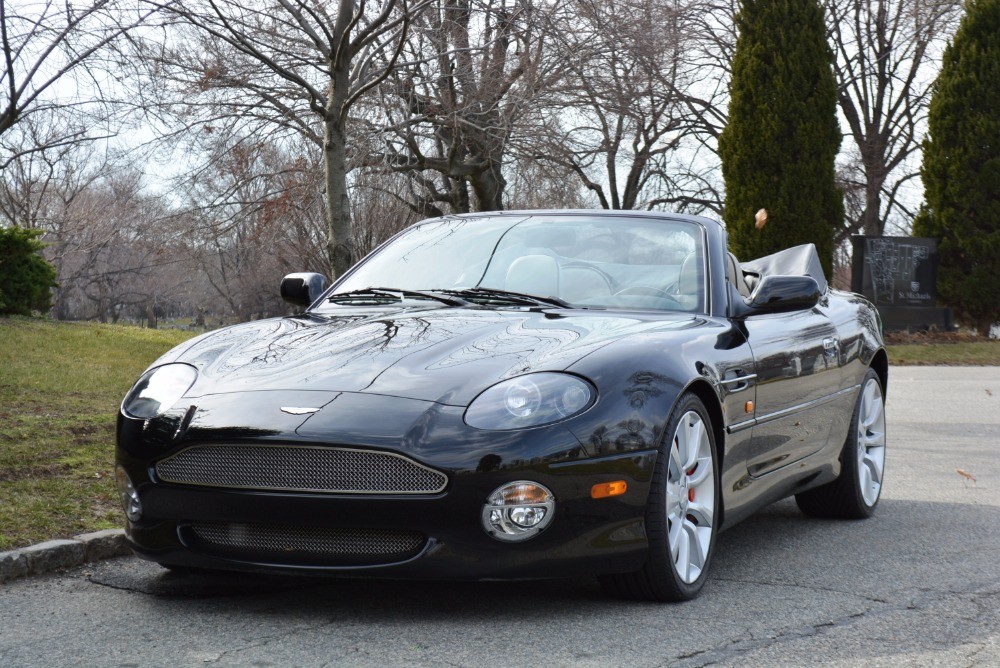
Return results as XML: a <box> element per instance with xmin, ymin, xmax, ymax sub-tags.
<box><xmin>746</xmin><ymin>275</ymin><xmax>821</xmax><ymax>313</ymax></box>
<box><xmin>280</xmin><ymin>272</ymin><xmax>327</xmax><ymax>307</ymax></box>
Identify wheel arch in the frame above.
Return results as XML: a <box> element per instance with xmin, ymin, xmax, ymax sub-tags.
<box><xmin>870</xmin><ymin>347</ymin><xmax>889</xmax><ymax>396</ymax></box>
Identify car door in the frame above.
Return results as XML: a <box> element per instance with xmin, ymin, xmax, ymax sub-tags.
<box><xmin>742</xmin><ymin>303</ymin><xmax>843</xmax><ymax>477</ymax></box>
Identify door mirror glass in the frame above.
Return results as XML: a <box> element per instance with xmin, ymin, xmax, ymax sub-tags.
<box><xmin>280</xmin><ymin>272</ymin><xmax>327</xmax><ymax>307</ymax></box>
<box><xmin>747</xmin><ymin>275</ymin><xmax>821</xmax><ymax>313</ymax></box>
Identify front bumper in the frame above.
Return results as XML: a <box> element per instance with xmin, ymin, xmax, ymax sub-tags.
<box><xmin>116</xmin><ymin>391</ymin><xmax>658</xmax><ymax>580</ymax></box>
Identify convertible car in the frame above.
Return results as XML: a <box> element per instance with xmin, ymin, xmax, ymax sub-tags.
<box><xmin>115</xmin><ymin>210</ymin><xmax>887</xmax><ymax>601</ymax></box>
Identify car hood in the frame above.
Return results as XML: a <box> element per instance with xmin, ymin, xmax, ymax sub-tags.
<box><xmin>163</xmin><ymin>306</ymin><xmax>700</xmax><ymax>405</ymax></box>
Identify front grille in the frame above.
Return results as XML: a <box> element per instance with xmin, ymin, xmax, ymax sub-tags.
<box><xmin>187</xmin><ymin>522</ymin><xmax>426</xmax><ymax>566</ymax></box>
<box><xmin>155</xmin><ymin>444</ymin><xmax>448</xmax><ymax>494</ymax></box>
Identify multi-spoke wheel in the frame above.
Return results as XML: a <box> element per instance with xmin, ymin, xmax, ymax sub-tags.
<box><xmin>796</xmin><ymin>368</ymin><xmax>886</xmax><ymax>519</ymax></box>
<box><xmin>665</xmin><ymin>409</ymin><xmax>716</xmax><ymax>584</ymax></box>
<box><xmin>599</xmin><ymin>393</ymin><xmax>719</xmax><ymax>602</ymax></box>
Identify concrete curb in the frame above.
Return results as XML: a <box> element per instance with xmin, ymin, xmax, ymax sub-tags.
<box><xmin>0</xmin><ymin>529</ymin><xmax>133</xmax><ymax>584</ymax></box>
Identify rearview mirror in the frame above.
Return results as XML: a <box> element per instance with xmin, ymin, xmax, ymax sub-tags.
<box><xmin>280</xmin><ymin>272</ymin><xmax>327</xmax><ymax>307</ymax></box>
<box><xmin>746</xmin><ymin>275</ymin><xmax>821</xmax><ymax>313</ymax></box>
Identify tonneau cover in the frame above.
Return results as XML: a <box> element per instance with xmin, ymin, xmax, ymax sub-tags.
<box><xmin>741</xmin><ymin>243</ymin><xmax>828</xmax><ymax>294</ymax></box>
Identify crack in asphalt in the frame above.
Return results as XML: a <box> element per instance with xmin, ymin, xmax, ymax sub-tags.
<box><xmin>200</xmin><ymin>618</ymin><xmax>344</xmax><ymax>665</ymax></box>
<box><xmin>83</xmin><ymin>575</ymin><xmax>144</xmax><ymax>594</ymax></box>
<box><xmin>84</xmin><ymin>568</ymin><xmax>322</xmax><ymax>600</ymax></box>
<box><xmin>670</xmin><ymin>582</ymin><xmax>1000</xmax><ymax>667</ymax></box>
<box><xmin>711</xmin><ymin>576</ymin><xmax>891</xmax><ymax>604</ymax></box>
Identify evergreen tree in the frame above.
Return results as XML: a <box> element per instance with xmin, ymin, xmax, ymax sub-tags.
<box><xmin>719</xmin><ymin>0</ymin><xmax>843</xmax><ymax>277</ymax></box>
<box><xmin>914</xmin><ymin>0</ymin><xmax>1000</xmax><ymax>335</ymax></box>
<box><xmin>0</xmin><ymin>227</ymin><xmax>58</xmax><ymax>316</ymax></box>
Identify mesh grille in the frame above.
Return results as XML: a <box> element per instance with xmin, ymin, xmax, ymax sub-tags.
<box><xmin>188</xmin><ymin>522</ymin><xmax>426</xmax><ymax>566</ymax></box>
<box><xmin>155</xmin><ymin>444</ymin><xmax>447</xmax><ymax>494</ymax></box>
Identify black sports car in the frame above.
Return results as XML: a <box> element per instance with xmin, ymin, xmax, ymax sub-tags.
<box><xmin>116</xmin><ymin>210</ymin><xmax>887</xmax><ymax>601</ymax></box>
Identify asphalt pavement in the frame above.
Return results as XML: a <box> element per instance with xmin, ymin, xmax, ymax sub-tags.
<box><xmin>1</xmin><ymin>366</ymin><xmax>998</xmax><ymax>667</ymax></box>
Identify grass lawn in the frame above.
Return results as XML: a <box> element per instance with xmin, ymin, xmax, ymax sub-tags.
<box><xmin>886</xmin><ymin>329</ymin><xmax>1000</xmax><ymax>366</ymax></box>
<box><xmin>0</xmin><ymin>316</ymin><xmax>196</xmax><ymax>550</ymax></box>
<box><xmin>889</xmin><ymin>341</ymin><xmax>1000</xmax><ymax>365</ymax></box>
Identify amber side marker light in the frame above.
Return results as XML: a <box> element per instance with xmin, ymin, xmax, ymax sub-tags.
<box><xmin>591</xmin><ymin>480</ymin><xmax>627</xmax><ymax>499</ymax></box>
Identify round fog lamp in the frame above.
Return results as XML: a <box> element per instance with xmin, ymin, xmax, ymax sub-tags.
<box><xmin>115</xmin><ymin>465</ymin><xmax>142</xmax><ymax>522</ymax></box>
<box><xmin>482</xmin><ymin>481</ymin><xmax>555</xmax><ymax>542</ymax></box>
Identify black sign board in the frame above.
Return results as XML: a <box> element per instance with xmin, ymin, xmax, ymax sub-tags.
<box><xmin>851</xmin><ymin>236</ymin><xmax>938</xmax><ymax>306</ymax></box>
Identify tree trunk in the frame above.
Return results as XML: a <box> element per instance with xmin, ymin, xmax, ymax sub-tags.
<box><xmin>469</xmin><ymin>158</ymin><xmax>506</xmax><ymax>211</ymax></box>
<box><xmin>977</xmin><ymin>316</ymin><xmax>996</xmax><ymax>338</ymax></box>
<box><xmin>861</xmin><ymin>155</ymin><xmax>887</xmax><ymax>236</ymax></box>
<box><xmin>324</xmin><ymin>116</ymin><xmax>354</xmax><ymax>278</ymax></box>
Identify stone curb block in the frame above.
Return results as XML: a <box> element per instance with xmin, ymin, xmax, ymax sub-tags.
<box><xmin>21</xmin><ymin>540</ymin><xmax>86</xmax><ymax>574</ymax></box>
<box><xmin>0</xmin><ymin>551</ymin><xmax>28</xmax><ymax>583</ymax></box>
<box><xmin>75</xmin><ymin>529</ymin><xmax>133</xmax><ymax>562</ymax></box>
<box><xmin>0</xmin><ymin>529</ymin><xmax>132</xmax><ymax>584</ymax></box>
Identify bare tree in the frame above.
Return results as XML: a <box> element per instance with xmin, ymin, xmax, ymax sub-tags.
<box><xmin>504</xmin><ymin>157</ymin><xmax>591</xmax><ymax>210</ymax></box>
<box><xmin>0</xmin><ymin>139</ymin><xmax>191</xmax><ymax>322</ymax></box>
<box><xmin>148</xmin><ymin>0</ymin><xmax>426</xmax><ymax>277</ymax></box>
<box><xmin>529</xmin><ymin>0</ymin><xmax>723</xmax><ymax>213</ymax></box>
<box><xmin>826</xmin><ymin>0</ymin><xmax>962</xmax><ymax>238</ymax></box>
<box><xmin>177</xmin><ymin>134</ymin><xmax>331</xmax><ymax>320</ymax></box>
<box><xmin>348</xmin><ymin>167</ymin><xmax>422</xmax><ymax>254</ymax></box>
<box><xmin>372</xmin><ymin>0</ymin><xmax>561</xmax><ymax>214</ymax></box>
<box><xmin>0</xmin><ymin>0</ymin><xmax>158</xmax><ymax>168</ymax></box>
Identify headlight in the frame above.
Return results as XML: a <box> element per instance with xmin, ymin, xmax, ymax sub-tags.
<box><xmin>121</xmin><ymin>363</ymin><xmax>197</xmax><ymax>419</ymax></box>
<box><xmin>464</xmin><ymin>372</ymin><xmax>595</xmax><ymax>430</ymax></box>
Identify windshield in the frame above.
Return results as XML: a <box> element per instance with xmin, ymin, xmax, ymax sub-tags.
<box><xmin>320</xmin><ymin>214</ymin><xmax>706</xmax><ymax>312</ymax></box>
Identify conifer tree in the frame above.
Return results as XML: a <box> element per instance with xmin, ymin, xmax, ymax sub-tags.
<box><xmin>0</xmin><ymin>228</ymin><xmax>57</xmax><ymax>316</ymax></box>
<box><xmin>914</xmin><ymin>0</ymin><xmax>1000</xmax><ymax>335</ymax></box>
<box><xmin>719</xmin><ymin>0</ymin><xmax>843</xmax><ymax>276</ymax></box>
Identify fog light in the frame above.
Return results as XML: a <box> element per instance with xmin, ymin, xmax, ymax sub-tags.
<box><xmin>115</xmin><ymin>465</ymin><xmax>142</xmax><ymax>522</ymax></box>
<box><xmin>482</xmin><ymin>481</ymin><xmax>555</xmax><ymax>542</ymax></box>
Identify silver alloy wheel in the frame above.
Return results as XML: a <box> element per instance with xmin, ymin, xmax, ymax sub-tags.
<box><xmin>665</xmin><ymin>410</ymin><xmax>716</xmax><ymax>584</ymax></box>
<box><xmin>857</xmin><ymin>377</ymin><xmax>886</xmax><ymax>506</ymax></box>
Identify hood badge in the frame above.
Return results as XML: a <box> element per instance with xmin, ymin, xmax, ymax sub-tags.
<box><xmin>280</xmin><ymin>406</ymin><xmax>321</xmax><ymax>415</ymax></box>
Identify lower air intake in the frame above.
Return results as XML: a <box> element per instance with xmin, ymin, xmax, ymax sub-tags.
<box><xmin>187</xmin><ymin>522</ymin><xmax>427</xmax><ymax>567</ymax></box>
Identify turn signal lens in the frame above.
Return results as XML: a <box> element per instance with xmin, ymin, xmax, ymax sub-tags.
<box><xmin>591</xmin><ymin>480</ymin><xmax>628</xmax><ymax>499</ymax></box>
<box><xmin>498</xmin><ymin>483</ymin><xmax>551</xmax><ymax>505</ymax></box>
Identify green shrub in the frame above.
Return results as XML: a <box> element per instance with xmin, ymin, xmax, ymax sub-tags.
<box><xmin>915</xmin><ymin>0</ymin><xmax>1000</xmax><ymax>335</ymax></box>
<box><xmin>719</xmin><ymin>0</ymin><xmax>843</xmax><ymax>276</ymax></box>
<box><xmin>0</xmin><ymin>227</ymin><xmax>58</xmax><ymax>315</ymax></box>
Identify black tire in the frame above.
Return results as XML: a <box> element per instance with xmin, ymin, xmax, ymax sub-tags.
<box><xmin>796</xmin><ymin>368</ymin><xmax>886</xmax><ymax>519</ymax></box>
<box><xmin>599</xmin><ymin>393</ymin><xmax>720</xmax><ymax>602</ymax></box>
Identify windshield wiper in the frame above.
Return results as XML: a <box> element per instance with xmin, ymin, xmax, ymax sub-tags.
<box><xmin>442</xmin><ymin>287</ymin><xmax>572</xmax><ymax>309</ymax></box>
<box><xmin>327</xmin><ymin>287</ymin><xmax>469</xmax><ymax>307</ymax></box>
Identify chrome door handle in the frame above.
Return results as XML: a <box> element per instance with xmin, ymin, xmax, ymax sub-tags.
<box><xmin>720</xmin><ymin>371</ymin><xmax>757</xmax><ymax>392</ymax></box>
